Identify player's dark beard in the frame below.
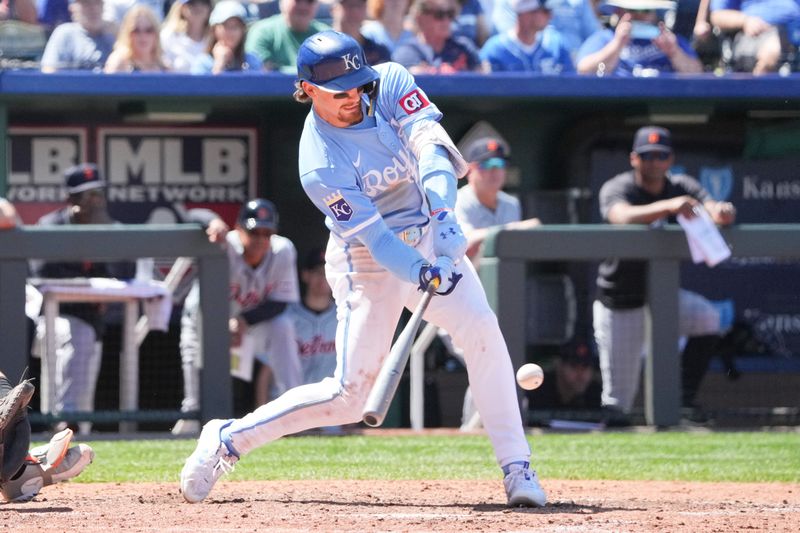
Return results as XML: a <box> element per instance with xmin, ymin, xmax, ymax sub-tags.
<box><xmin>341</xmin><ymin>101</ymin><xmax>364</xmax><ymax>126</ymax></box>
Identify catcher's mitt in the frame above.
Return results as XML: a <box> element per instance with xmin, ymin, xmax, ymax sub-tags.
<box><xmin>0</xmin><ymin>379</ymin><xmax>35</xmax><ymax>483</ymax></box>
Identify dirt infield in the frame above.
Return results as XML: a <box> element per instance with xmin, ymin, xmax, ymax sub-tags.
<box><xmin>2</xmin><ymin>479</ymin><xmax>798</xmax><ymax>532</ymax></box>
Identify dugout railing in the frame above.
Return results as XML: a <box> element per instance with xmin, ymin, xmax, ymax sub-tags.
<box><xmin>479</xmin><ymin>223</ymin><xmax>800</xmax><ymax>427</ymax></box>
<box><xmin>0</xmin><ymin>224</ymin><xmax>229</xmax><ymax>427</ymax></box>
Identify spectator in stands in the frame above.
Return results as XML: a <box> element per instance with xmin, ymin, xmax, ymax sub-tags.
<box><xmin>526</xmin><ymin>339</ymin><xmax>602</xmax><ymax>413</ymax></box>
<box><xmin>576</xmin><ymin>0</ymin><xmax>703</xmax><ymax>75</ymax></box>
<box><xmin>392</xmin><ymin>0</ymin><xmax>485</xmax><ymax>73</ymax></box>
<box><xmin>160</xmin><ymin>0</ymin><xmax>211</xmax><ymax>73</ymax></box>
<box><xmin>1</xmin><ymin>0</ymin><xmax>38</xmax><ymax>23</ymax></box>
<box><xmin>245</xmin><ymin>0</ymin><xmax>330</xmax><ymax>73</ymax></box>
<box><xmin>104</xmin><ymin>4</ymin><xmax>168</xmax><ymax>71</ymax></box>
<box><xmin>30</xmin><ymin>164</ymin><xmax>135</xmax><ymax>434</ymax></box>
<box><xmin>453</xmin><ymin>0</ymin><xmax>491</xmax><ymax>47</ymax></box>
<box><xmin>362</xmin><ymin>0</ymin><xmax>415</xmax><ymax>53</ymax></box>
<box><xmin>593</xmin><ymin>126</ymin><xmax>736</xmax><ymax>422</ymax></box>
<box><xmin>175</xmin><ymin>199</ymin><xmax>301</xmax><ymax>434</ymax></box>
<box><xmin>480</xmin><ymin>0</ymin><xmax>574</xmax><ymax>73</ymax></box>
<box><xmin>491</xmin><ymin>0</ymin><xmax>601</xmax><ymax>59</ymax></box>
<box><xmin>40</xmin><ymin>0</ymin><xmax>115</xmax><ymax>72</ymax></box>
<box><xmin>331</xmin><ymin>0</ymin><xmax>391</xmax><ymax>65</ymax></box>
<box><xmin>191</xmin><ymin>0</ymin><xmax>261</xmax><ymax>74</ymax></box>
<box><xmin>450</xmin><ymin>134</ymin><xmax>541</xmax><ymax>429</ymax></box>
<box><xmin>709</xmin><ymin>0</ymin><xmax>800</xmax><ymax>74</ymax></box>
<box><xmin>685</xmin><ymin>0</ymin><xmax>724</xmax><ymax>71</ymax></box>
<box><xmin>549</xmin><ymin>0</ymin><xmax>603</xmax><ymax>59</ymax></box>
<box><xmin>103</xmin><ymin>0</ymin><xmax>167</xmax><ymax>28</ymax></box>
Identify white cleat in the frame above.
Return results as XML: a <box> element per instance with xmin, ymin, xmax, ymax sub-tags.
<box><xmin>503</xmin><ymin>462</ymin><xmax>547</xmax><ymax>508</ymax></box>
<box><xmin>180</xmin><ymin>419</ymin><xmax>238</xmax><ymax>503</ymax></box>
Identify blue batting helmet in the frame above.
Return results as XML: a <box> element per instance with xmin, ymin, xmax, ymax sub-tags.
<box><xmin>238</xmin><ymin>198</ymin><xmax>278</xmax><ymax>232</ymax></box>
<box><xmin>296</xmin><ymin>30</ymin><xmax>379</xmax><ymax>92</ymax></box>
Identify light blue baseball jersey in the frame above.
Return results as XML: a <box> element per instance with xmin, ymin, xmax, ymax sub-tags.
<box><xmin>298</xmin><ymin>62</ymin><xmax>443</xmax><ymax>246</ymax></box>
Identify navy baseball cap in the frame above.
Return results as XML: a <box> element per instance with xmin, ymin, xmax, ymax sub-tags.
<box><xmin>463</xmin><ymin>137</ymin><xmax>510</xmax><ymax>164</ymax></box>
<box><xmin>558</xmin><ymin>339</ymin><xmax>597</xmax><ymax>367</ymax></box>
<box><xmin>64</xmin><ymin>163</ymin><xmax>105</xmax><ymax>194</ymax></box>
<box><xmin>297</xmin><ymin>30</ymin><xmax>379</xmax><ymax>92</ymax></box>
<box><xmin>632</xmin><ymin>126</ymin><xmax>672</xmax><ymax>154</ymax></box>
<box><xmin>238</xmin><ymin>198</ymin><xmax>279</xmax><ymax>231</ymax></box>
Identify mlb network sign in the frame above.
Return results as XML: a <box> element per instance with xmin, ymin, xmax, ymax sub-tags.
<box><xmin>7</xmin><ymin>126</ymin><xmax>256</xmax><ymax>223</ymax></box>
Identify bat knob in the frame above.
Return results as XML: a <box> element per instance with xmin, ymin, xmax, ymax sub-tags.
<box><xmin>363</xmin><ymin>414</ymin><xmax>380</xmax><ymax>427</ymax></box>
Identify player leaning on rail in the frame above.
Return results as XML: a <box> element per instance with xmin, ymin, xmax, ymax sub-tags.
<box><xmin>180</xmin><ymin>30</ymin><xmax>547</xmax><ymax>508</ymax></box>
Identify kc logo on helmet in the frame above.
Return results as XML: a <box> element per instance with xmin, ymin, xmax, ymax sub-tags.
<box><xmin>399</xmin><ymin>89</ymin><xmax>429</xmax><ymax>114</ymax></box>
<box><xmin>342</xmin><ymin>53</ymin><xmax>361</xmax><ymax>71</ymax></box>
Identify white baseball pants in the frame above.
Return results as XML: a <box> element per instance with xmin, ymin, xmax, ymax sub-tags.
<box><xmin>226</xmin><ymin>230</ymin><xmax>531</xmax><ymax>468</ymax></box>
<box><xmin>593</xmin><ymin>289</ymin><xmax>722</xmax><ymax>411</ymax></box>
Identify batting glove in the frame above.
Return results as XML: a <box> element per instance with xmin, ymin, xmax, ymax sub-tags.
<box><xmin>418</xmin><ymin>256</ymin><xmax>462</xmax><ymax>296</ymax></box>
<box><xmin>432</xmin><ymin>211</ymin><xmax>467</xmax><ymax>263</ymax></box>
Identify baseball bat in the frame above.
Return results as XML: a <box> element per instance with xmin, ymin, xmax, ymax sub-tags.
<box><xmin>362</xmin><ymin>279</ymin><xmax>439</xmax><ymax>427</ymax></box>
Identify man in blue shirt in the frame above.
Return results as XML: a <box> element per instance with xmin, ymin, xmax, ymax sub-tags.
<box><xmin>576</xmin><ymin>0</ymin><xmax>703</xmax><ymax>76</ymax></box>
<box><xmin>480</xmin><ymin>0</ymin><xmax>574</xmax><ymax>73</ymax></box>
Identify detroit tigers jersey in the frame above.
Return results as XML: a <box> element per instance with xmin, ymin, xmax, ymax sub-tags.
<box><xmin>226</xmin><ymin>231</ymin><xmax>300</xmax><ymax>317</ymax></box>
<box><xmin>298</xmin><ymin>62</ymin><xmax>444</xmax><ymax>246</ymax></box>
<box><xmin>288</xmin><ymin>302</ymin><xmax>338</xmax><ymax>385</ymax></box>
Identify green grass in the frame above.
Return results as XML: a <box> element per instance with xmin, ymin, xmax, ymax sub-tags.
<box><xmin>46</xmin><ymin>432</ymin><xmax>800</xmax><ymax>484</ymax></box>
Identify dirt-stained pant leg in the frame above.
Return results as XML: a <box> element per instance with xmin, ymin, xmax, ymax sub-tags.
<box><xmin>226</xmin><ymin>239</ymin><xmax>412</xmax><ymax>456</ymax></box>
<box><xmin>417</xmin><ymin>253</ymin><xmax>530</xmax><ymax>467</ymax></box>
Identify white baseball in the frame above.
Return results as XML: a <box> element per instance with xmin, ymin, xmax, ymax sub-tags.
<box><xmin>516</xmin><ymin>363</ymin><xmax>544</xmax><ymax>390</ymax></box>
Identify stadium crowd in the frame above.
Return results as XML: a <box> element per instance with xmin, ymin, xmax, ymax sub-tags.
<box><xmin>1</xmin><ymin>0</ymin><xmax>798</xmax><ymax>75</ymax></box>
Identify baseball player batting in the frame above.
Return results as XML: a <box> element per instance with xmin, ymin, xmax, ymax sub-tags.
<box><xmin>180</xmin><ymin>30</ymin><xmax>547</xmax><ymax>508</ymax></box>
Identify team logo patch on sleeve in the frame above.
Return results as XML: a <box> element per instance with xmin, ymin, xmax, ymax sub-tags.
<box><xmin>324</xmin><ymin>190</ymin><xmax>353</xmax><ymax>222</ymax></box>
<box><xmin>399</xmin><ymin>89</ymin><xmax>430</xmax><ymax>114</ymax></box>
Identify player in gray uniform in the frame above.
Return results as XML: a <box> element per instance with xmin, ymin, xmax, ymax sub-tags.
<box><xmin>177</xmin><ymin>199</ymin><xmax>301</xmax><ymax>427</ymax></box>
<box><xmin>181</xmin><ymin>30</ymin><xmax>546</xmax><ymax>508</ymax></box>
<box><xmin>291</xmin><ymin>248</ymin><xmax>338</xmax><ymax>386</ymax></box>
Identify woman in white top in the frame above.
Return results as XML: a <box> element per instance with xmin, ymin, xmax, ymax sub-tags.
<box><xmin>160</xmin><ymin>0</ymin><xmax>211</xmax><ymax>72</ymax></box>
<box><xmin>104</xmin><ymin>4</ymin><xmax>169</xmax><ymax>72</ymax></box>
